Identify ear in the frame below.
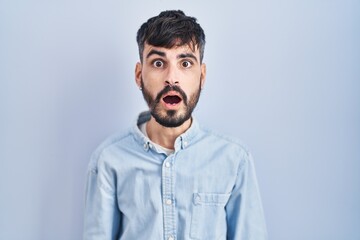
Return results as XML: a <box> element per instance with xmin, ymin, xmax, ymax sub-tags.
<box><xmin>200</xmin><ymin>63</ymin><xmax>206</xmax><ymax>89</ymax></box>
<box><xmin>135</xmin><ymin>62</ymin><xmax>142</xmax><ymax>89</ymax></box>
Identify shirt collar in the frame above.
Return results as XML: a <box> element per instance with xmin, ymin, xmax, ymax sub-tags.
<box><xmin>132</xmin><ymin>111</ymin><xmax>200</xmax><ymax>153</ymax></box>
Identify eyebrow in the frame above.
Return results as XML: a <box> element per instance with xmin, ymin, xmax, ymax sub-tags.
<box><xmin>177</xmin><ymin>53</ymin><xmax>198</xmax><ymax>63</ymax></box>
<box><xmin>146</xmin><ymin>50</ymin><xmax>166</xmax><ymax>59</ymax></box>
<box><xmin>146</xmin><ymin>49</ymin><xmax>199</xmax><ymax>63</ymax></box>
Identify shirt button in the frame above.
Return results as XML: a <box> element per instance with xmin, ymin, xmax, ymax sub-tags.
<box><xmin>195</xmin><ymin>195</ymin><xmax>201</xmax><ymax>204</ymax></box>
<box><xmin>165</xmin><ymin>199</ymin><xmax>172</xmax><ymax>205</ymax></box>
<box><xmin>165</xmin><ymin>162</ymin><xmax>171</xmax><ymax>168</ymax></box>
<box><xmin>168</xmin><ymin>236</ymin><xmax>174</xmax><ymax>240</ymax></box>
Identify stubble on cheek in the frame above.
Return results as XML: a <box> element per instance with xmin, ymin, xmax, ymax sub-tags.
<box><xmin>140</xmin><ymin>78</ymin><xmax>154</xmax><ymax>108</ymax></box>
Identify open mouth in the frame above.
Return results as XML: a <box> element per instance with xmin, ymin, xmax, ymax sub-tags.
<box><xmin>163</xmin><ymin>95</ymin><xmax>182</xmax><ymax>105</ymax></box>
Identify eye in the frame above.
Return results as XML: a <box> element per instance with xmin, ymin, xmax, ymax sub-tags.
<box><xmin>181</xmin><ymin>60</ymin><xmax>192</xmax><ymax>68</ymax></box>
<box><xmin>153</xmin><ymin>60</ymin><xmax>164</xmax><ymax>68</ymax></box>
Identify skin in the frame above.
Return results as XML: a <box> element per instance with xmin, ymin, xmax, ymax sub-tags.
<box><xmin>135</xmin><ymin>43</ymin><xmax>206</xmax><ymax>149</ymax></box>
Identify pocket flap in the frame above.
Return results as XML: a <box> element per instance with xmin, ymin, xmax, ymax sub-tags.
<box><xmin>193</xmin><ymin>193</ymin><xmax>231</xmax><ymax>206</ymax></box>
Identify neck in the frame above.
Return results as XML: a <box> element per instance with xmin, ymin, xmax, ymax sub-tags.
<box><xmin>146</xmin><ymin>117</ymin><xmax>192</xmax><ymax>150</ymax></box>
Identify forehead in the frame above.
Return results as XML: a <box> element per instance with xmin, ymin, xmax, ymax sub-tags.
<box><xmin>143</xmin><ymin>43</ymin><xmax>200</xmax><ymax>59</ymax></box>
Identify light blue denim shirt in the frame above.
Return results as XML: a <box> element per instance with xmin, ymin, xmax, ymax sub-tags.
<box><xmin>83</xmin><ymin>112</ymin><xmax>267</xmax><ymax>240</ymax></box>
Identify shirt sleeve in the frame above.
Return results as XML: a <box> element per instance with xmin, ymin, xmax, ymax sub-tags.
<box><xmin>226</xmin><ymin>151</ymin><xmax>268</xmax><ymax>240</ymax></box>
<box><xmin>83</xmin><ymin>164</ymin><xmax>120</xmax><ymax>240</ymax></box>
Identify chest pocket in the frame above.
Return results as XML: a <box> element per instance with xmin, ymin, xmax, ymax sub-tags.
<box><xmin>190</xmin><ymin>193</ymin><xmax>231</xmax><ymax>240</ymax></box>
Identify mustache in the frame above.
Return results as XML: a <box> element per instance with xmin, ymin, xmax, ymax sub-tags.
<box><xmin>155</xmin><ymin>85</ymin><xmax>188</xmax><ymax>105</ymax></box>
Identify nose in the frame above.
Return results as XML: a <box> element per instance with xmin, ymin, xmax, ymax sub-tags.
<box><xmin>164</xmin><ymin>64</ymin><xmax>179</xmax><ymax>87</ymax></box>
<box><xmin>165</xmin><ymin>80</ymin><xmax>179</xmax><ymax>87</ymax></box>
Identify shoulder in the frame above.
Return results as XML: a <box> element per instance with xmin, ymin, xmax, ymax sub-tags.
<box><xmin>201</xmin><ymin>125</ymin><xmax>250</xmax><ymax>151</ymax></box>
<box><xmin>198</xmin><ymin>125</ymin><xmax>253</xmax><ymax>165</ymax></box>
<box><xmin>87</xmin><ymin>128</ymin><xmax>135</xmax><ymax>171</ymax></box>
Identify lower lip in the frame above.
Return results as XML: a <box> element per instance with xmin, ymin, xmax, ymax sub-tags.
<box><xmin>162</xmin><ymin>100</ymin><xmax>182</xmax><ymax>110</ymax></box>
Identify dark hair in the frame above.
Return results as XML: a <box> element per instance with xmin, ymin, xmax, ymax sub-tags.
<box><xmin>136</xmin><ymin>10</ymin><xmax>206</xmax><ymax>63</ymax></box>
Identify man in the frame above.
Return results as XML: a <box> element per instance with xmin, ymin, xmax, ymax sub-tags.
<box><xmin>83</xmin><ymin>10</ymin><xmax>267</xmax><ymax>240</ymax></box>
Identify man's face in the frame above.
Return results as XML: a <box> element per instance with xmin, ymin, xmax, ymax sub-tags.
<box><xmin>135</xmin><ymin>43</ymin><xmax>206</xmax><ymax>128</ymax></box>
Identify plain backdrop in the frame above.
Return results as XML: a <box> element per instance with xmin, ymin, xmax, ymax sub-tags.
<box><xmin>1</xmin><ymin>0</ymin><xmax>359</xmax><ymax>239</ymax></box>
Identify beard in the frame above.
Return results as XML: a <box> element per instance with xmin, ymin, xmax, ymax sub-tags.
<box><xmin>141</xmin><ymin>78</ymin><xmax>202</xmax><ymax>128</ymax></box>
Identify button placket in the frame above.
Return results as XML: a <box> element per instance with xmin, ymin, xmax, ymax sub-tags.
<box><xmin>162</xmin><ymin>156</ymin><xmax>176</xmax><ymax>240</ymax></box>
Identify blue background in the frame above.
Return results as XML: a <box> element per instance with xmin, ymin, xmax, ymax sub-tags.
<box><xmin>1</xmin><ymin>0</ymin><xmax>359</xmax><ymax>239</ymax></box>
